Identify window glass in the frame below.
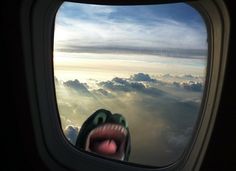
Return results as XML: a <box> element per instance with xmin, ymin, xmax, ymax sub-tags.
<box><xmin>54</xmin><ymin>2</ymin><xmax>208</xmax><ymax>166</ymax></box>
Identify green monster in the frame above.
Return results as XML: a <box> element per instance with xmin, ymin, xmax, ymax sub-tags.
<box><xmin>75</xmin><ymin>109</ymin><xmax>131</xmax><ymax>161</ymax></box>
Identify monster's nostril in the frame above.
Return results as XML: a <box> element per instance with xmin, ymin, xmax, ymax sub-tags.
<box><xmin>98</xmin><ymin>117</ymin><xmax>104</xmax><ymax>124</ymax></box>
<box><xmin>121</xmin><ymin>119</ymin><xmax>125</xmax><ymax>125</ymax></box>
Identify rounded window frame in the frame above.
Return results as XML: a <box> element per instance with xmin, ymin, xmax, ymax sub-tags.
<box><xmin>20</xmin><ymin>0</ymin><xmax>230</xmax><ymax>170</ymax></box>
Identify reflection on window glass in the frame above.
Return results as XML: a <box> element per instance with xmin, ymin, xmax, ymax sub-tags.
<box><xmin>53</xmin><ymin>2</ymin><xmax>208</xmax><ymax>166</ymax></box>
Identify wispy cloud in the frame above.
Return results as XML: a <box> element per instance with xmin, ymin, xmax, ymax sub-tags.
<box><xmin>54</xmin><ymin>2</ymin><xmax>208</xmax><ymax>56</ymax></box>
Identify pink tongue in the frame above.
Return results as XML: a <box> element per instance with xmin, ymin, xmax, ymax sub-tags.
<box><xmin>94</xmin><ymin>139</ymin><xmax>117</xmax><ymax>155</ymax></box>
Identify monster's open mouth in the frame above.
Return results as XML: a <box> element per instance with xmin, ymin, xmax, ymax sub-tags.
<box><xmin>85</xmin><ymin>123</ymin><xmax>128</xmax><ymax>160</ymax></box>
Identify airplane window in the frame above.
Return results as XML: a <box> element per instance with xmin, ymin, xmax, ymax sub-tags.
<box><xmin>53</xmin><ymin>2</ymin><xmax>208</xmax><ymax>166</ymax></box>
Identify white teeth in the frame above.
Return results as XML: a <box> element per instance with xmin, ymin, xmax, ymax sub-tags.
<box><xmin>91</xmin><ymin>124</ymin><xmax>127</xmax><ymax>136</ymax></box>
<box><xmin>86</xmin><ymin>132</ymin><xmax>92</xmax><ymax>150</ymax></box>
<box><xmin>121</xmin><ymin>128</ymin><xmax>127</xmax><ymax>135</ymax></box>
<box><xmin>90</xmin><ymin>130</ymin><xmax>95</xmax><ymax>135</ymax></box>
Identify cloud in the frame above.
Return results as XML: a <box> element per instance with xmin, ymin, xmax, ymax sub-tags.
<box><xmin>97</xmin><ymin>74</ymin><xmax>170</xmax><ymax>98</ymax></box>
<box><xmin>165</xmin><ymin>126</ymin><xmax>193</xmax><ymax>152</ymax></box>
<box><xmin>99</xmin><ymin>78</ymin><xmax>145</xmax><ymax>93</ymax></box>
<box><xmin>58</xmin><ymin>2</ymin><xmax>116</xmax><ymax>19</ymax></box>
<box><xmin>130</xmin><ymin>73</ymin><xmax>156</xmax><ymax>82</ymax></box>
<box><xmin>97</xmin><ymin>76</ymin><xmax>167</xmax><ymax>97</ymax></box>
<box><xmin>64</xmin><ymin>125</ymin><xmax>79</xmax><ymax>145</ymax></box>
<box><xmin>161</xmin><ymin>73</ymin><xmax>203</xmax><ymax>80</ymax></box>
<box><xmin>181</xmin><ymin>81</ymin><xmax>203</xmax><ymax>92</ymax></box>
<box><xmin>91</xmin><ymin>88</ymin><xmax>113</xmax><ymax>97</ymax></box>
<box><xmin>55</xmin><ymin>73</ymin><xmax>203</xmax><ymax>166</ymax></box>
<box><xmin>63</xmin><ymin>79</ymin><xmax>91</xmax><ymax>95</ymax></box>
<box><xmin>54</xmin><ymin>2</ymin><xmax>208</xmax><ymax>57</ymax></box>
<box><xmin>183</xmin><ymin>74</ymin><xmax>195</xmax><ymax>79</ymax></box>
<box><xmin>173</xmin><ymin>81</ymin><xmax>181</xmax><ymax>87</ymax></box>
<box><xmin>112</xmin><ymin>77</ymin><xmax>129</xmax><ymax>85</ymax></box>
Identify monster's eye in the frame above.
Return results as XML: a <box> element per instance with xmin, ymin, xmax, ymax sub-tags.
<box><xmin>119</xmin><ymin>116</ymin><xmax>128</xmax><ymax>128</ymax></box>
<box><xmin>93</xmin><ymin>112</ymin><xmax>107</xmax><ymax>125</ymax></box>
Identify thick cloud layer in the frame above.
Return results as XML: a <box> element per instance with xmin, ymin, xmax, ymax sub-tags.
<box><xmin>130</xmin><ymin>73</ymin><xmax>156</xmax><ymax>82</ymax></box>
<box><xmin>55</xmin><ymin>73</ymin><xmax>204</xmax><ymax>166</ymax></box>
<box><xmin>173</xmin><ymin>81</ymin><xmax>203</xmax><ymax>92</ymax></box>
<box><xmin>99</xmin><ymin>78</ymin><xmax>145</xmax><ymax>93</ymax></box>
<box><xmin>64</xmin><ymin>79</ymin><xmax>91</xmax><ymax>95</ymax></box>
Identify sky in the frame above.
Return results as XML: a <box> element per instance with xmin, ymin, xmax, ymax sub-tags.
<box><xmin>54</xmin><ymin>2</ymin><xmax>207</xmax><ymax>51</ymax></box>
<box><xmin>54</xmin><ymin>2</ymin><xmax>207</xmax><ymax>82</ymax></box>
<box><xmin>53</xmin><ymin>2</ymin><xmax>208</xmax><ymax>167</ymax></box>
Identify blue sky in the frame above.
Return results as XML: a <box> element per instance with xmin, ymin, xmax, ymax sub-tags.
<box><xmin>54</xmin><ymin>2</ymin><xmax>208</xmax><ymax>54</ymax></box>
<box><xmin>57</xmin><ymin>2</ymin><xmax>204</xmax><ymax>26</ymax></box>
